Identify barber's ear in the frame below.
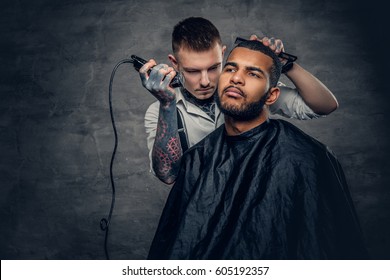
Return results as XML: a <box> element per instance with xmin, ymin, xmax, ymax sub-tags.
<box><xmin>222</xmin><ymin>45</ymin><xmax>227</xmax><ymax>56</ymax></box>
<box><xmin>168</xmin><ymin>54</ymin><xmax>178</xmax><ymax>70</ymax></box>
<box><xmin>265</xmin><ymin>87</ymin><xmax>280</xmax><ymax>105</ymax></box>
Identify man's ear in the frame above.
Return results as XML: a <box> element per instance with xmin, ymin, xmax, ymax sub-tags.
<box><xmin>221</xmin><ymin>45</ymin><xmax>227</xmax><ymax>56</ymax></box>
<box><xmin>265</xmin><ymin>87</ymin><xmax>280</xmax><ymax>106</ymax></box>
<box><xmin>168</xmin><ymin>54</ymin><xmax>178</xmax><ymax>70</ymax></box>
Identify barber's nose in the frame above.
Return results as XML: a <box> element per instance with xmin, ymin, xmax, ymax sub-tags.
<box><xmin>200</xmin><ymin>71</ymin><xmax>210</xmax><ymax>87</ymax></box>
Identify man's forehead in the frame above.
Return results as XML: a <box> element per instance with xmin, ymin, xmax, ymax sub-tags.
<box><xmin>177</xmin><ymin>45</ymin><xmax>224</xmax><ymax>69</ymax></box>
<box><xmin>226</xmin><ymin>47</ymin><xmax>273</xmax><ymax>68</ymax></box>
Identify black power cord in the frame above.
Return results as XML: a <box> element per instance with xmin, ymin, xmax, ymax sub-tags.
<box><xmin>100</xmin><ymin>58</ymin><xmax>134</xmax><ymax>260</ymax></box>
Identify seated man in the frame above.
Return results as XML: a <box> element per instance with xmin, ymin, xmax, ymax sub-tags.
<box><xmin>147</xmin><ymin>39</ymin><xmax>368</xmax><ymax>260</ymax></box>
<box><xmin>141</xmin><ymin>17</ymin><xmax>338</xmax><ymax>184</ymax></box>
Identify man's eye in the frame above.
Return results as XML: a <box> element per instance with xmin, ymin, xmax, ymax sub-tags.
<box><xmin>185</xmin><ymin>70</ymin><xmax>199</xmax><ymax>74</ymax></box>
<box><xmin>249</xmin><ymin>72</ymin><xmax>260</xmax><ymax>78</ymax></box>
<box><xmin>224</xmin><ymin>68</ymin><xmax>235</xmax><ymax>72</ymax></box>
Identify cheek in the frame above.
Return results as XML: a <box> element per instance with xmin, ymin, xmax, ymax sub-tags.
<box><xmin>209</xmin><ymin>71</ymin><xmax>221</xmax><ymax>84</ymax></box>
<box><xmin>248</xmin><ymin>83</ymin><xmax>268</xmax><ymax>102</ymax></box>
<box><xmin>182</xmin><ymin>74</ymin><xmax>198</xmax><ymax>89</ymax></box>
<box><xmin>218</xmin><ymin>73</ymin><xmax>230</xmax><ymax>87</ymax></box>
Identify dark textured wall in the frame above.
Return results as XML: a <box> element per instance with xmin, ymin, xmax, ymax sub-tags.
<box><xmin>0</xmin><ymin>0</ymin><xmax>388</xmax><ymax>259</ymax></box>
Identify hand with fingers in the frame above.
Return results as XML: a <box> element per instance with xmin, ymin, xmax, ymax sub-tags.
<box><xmin>250</xmin><ymin>35</ymin><xmax>286</xmax><ymax>62</ymax></box>
<box><xmin>139</xmin><ymin>59</ymin><xmax>177</xmax><ymax>105</ymax></box>
<box><xmin>249</xmin><ymin>35</ymin><xmax>296</xmax><ymax>74</ymax></box>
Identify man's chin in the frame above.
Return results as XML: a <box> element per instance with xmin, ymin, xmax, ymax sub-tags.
<box><xmin>219</xmin><ymin>99</ymin><xmax>242</xmax><ymax>111</ymax></box>
<box><xmin>217</xmin><ymin>100</ymin><xmax>265</xmax><ymax>121</ymax></box>
<box><xmin>193</xmin><ymin>89</ymin><xmax>215</xmax><ymax>99</ymax></box>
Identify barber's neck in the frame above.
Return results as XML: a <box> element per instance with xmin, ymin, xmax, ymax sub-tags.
<box><xmin>224</xmin><ymin>110</ymin><xmax>269</xmax><ymax>136</ymax></box>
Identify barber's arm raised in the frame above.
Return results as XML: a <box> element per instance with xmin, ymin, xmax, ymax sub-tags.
<box><xmin>251</xmin><ymin>35</ymin><xmax>338</xmax><ymax>117</ymax></box>
<box><xmin>140</xmin><ymin>60</ymin><xmax>182</xmax><ymax>185</ymax></box>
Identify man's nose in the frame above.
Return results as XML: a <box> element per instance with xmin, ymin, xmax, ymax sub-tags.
<box><xmin>200</xmin><ymin>71</ymin><xmax>210</xmax><ymax>87</ymax></box>
<box><xmin>230</xmin><ymin>71</ymin><xmax>244</xmax><ymax>85</ymax></box>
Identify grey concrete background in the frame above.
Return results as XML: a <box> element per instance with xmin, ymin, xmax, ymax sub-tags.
<box><xmin>0</xmin><ymin>0</ymin><xmax>388</xmax><ymax>259</ymax></box>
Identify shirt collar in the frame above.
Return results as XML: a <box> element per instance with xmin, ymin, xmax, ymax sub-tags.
<box><xmin>176</xmin><ymin>88</ymin><xmax>222</xmax><ymax>123</ymax></box>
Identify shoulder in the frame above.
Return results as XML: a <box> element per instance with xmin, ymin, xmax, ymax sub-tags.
<box><xmin>270</xmin><ymin>86</ymin><xmax>320</xmax><ymax>120</ymax></box>
<box><xmin>145</xmin><ymin>100</ymin><xmax>160</xmax><ymax>119</ymax></box>
<box><xmin>270</xmin><ymin>119</ymin><xmax>330</xmax><ymax>159</ymax></box>
<box><xmin>267</xmin><ymin>120</ymin><xmax>342</xmax><ymax>188</ymax></box>
<box><xmin>145</xmin><ymin>100</ymin><xmax>160</xmax><ymax>114</ymax></box>
<box><xmin>144</xmin><ymin>101</ymin><xmax>160</xmax><ymax>126</ymax></box>
<box><xmin>272</xmin><ymin>119</ymin><xmax>320</xmax><ymax>141</ymax></box>
<box><xmin>182</xmin><ymin>125</ymin><xmax>224</xmax><ymax>157</ymax></box>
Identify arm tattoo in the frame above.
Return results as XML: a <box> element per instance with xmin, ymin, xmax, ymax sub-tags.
<box><xmin>167</xmin><ymin>137</ymin><xmax>181</xmax><ymax>162</ymax></box>
<box><xmin>154</xmin><ymin>146</ymin><xmax>173</xmax><ymax>176</ymax></box>
<box><xmin>152</xmin><ymin>105</ymin><xmax>183</xmax><ymax>184</ymax></box>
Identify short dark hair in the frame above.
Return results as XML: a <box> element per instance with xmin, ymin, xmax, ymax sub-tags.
<box><xmin>172</xmin><ymin>17</ymin><xmax>222</xmax><ymax>55</ymax></box>
<box><xmin>231</xmin><ymin>40</ymin><xmax>282</xmax><ymax>87</ymax></box>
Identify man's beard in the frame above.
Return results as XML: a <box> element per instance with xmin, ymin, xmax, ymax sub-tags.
<box><xmin>216</xmin><ymin>90</ymin><xmax>268</xmax><ymax>121</ymax></box>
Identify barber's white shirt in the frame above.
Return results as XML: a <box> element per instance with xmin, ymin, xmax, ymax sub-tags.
<box><xmin>270</xmin><ymin>84</ymin><xmax>320</xmax><ymax>120</ymax></box>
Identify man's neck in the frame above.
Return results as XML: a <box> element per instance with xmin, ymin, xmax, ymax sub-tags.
<box><xmin>182</xmin><ymin>88</ymin><xmax>216</xmax><ymax>120</ymax></box>
<box><xmin>224</xmin><ymin>111</ymin><xmax>269</xmax><ymax>136</ymax></box>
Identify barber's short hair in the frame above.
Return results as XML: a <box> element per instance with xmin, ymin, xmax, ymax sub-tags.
<box><xmin>232</xmin><ymin>40</ymin><xmax>282</xmax><ymax>87</ymax></box>
<box><xmin>172</xmin><ymin>17</ymin><xmax>222</xmax><ymax>55</ymax></box>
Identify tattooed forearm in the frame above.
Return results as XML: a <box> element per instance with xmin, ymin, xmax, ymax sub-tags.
<box><xmin>152</xmin><ymin>105</ymin><xmax>183</xmax><ymax>184</ymax></box>
<box><xmin>167</xmin><ymin>137</ymin><xmax>181</xmax><ymax>161</ymax></box>
<box><xmin>154</xmin><ymin>146</ymin><xmax>174</xmax><ymax>176</ymax></box>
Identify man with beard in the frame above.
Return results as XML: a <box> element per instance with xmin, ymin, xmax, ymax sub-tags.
<box><xmin>140</xmin><ymin>17</ymin><xmax>338</xmax><ymax>184</ymax></box>
<box><xmin>147</xmin><ymin>39</ymin><xmax>368</xmax><ymax>260</ymax></box>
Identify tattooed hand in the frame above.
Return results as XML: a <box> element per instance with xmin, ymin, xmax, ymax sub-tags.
<box><xmin>139</xmin><ymin>59</ymin><xmax>177</xmax><ymax>106</ymax></box>
<box><xmin>249</xmin><ymin>35</ymin><xmax>287</xmax><ymax>64</ymax></box>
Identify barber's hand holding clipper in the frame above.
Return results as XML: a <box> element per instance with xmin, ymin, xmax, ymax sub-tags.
<box><xmin>139</xmin><ymin>60</ymin><xmax>177</xmax><ymax>106</ymax></box>
<box><xmin>138</xmin><ymin>59</ymin><xmax>182</xmax><ymax>185</ymax></box>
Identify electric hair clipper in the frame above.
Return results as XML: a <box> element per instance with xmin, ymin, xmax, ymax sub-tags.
<box><xmin>131</xmin><ymin>55</ymin><xmax>183</xmax><ymax>88</ymax></box>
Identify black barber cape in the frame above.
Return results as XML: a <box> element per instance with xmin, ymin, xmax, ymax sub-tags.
<box><xmin>148</xmin><ymin>119</ymin><xmax>368</xmax><ymax>259</ymax></box>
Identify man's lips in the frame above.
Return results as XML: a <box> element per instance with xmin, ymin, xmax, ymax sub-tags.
<box><xmin>196</xmin><ymin>87</ymin><xmax>214</xmax><ymax>93</ymax></box>
<box><xmin>223</xmin><ymin>86</ymin><xmax>244</xmax><ymax>98</ymax></box>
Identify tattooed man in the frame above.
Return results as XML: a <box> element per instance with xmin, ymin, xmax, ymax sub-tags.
<box><xmin>140</xmin><ymin>17</ymin><xmax>338</xmax><ymax>184</ymax></box>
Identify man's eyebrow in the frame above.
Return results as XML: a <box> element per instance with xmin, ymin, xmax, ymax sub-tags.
<box><xmin>224</xmin><ymin>62</ymin><xmax>237</xmax><ymax>68</ymax></box>
<box><xmin>246</xmin><ymin>66</ymin><xmax>265</xmax><ymax>76</ymax></box>
<box><xmin>210</xmin><ymin>62</ymin><xmax>222</xmax><ymax>68</ymax></box>
<box><xmin>224</xmin><ymin>62</ymin><xmax>266</xmax><ymax>76</ymax></box>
